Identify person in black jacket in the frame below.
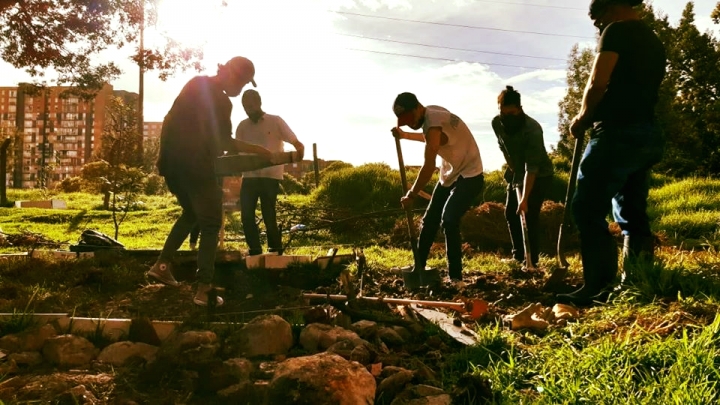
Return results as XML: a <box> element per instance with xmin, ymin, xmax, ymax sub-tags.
<box><xmin>557</xmin><ymin>0</ymin><xmax>666</xmax><ymax>305</ymax></box>
<box><xmin>147</xmin><ymin>56</ymin><xmax>273</xmax><ymax>307</ymax></box>
<box><xmin>492</xmin><ymin>86</ymin><xmax>554</xmax><ymax>269</ymax></box>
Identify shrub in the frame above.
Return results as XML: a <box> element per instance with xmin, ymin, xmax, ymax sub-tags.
<box><xmin>313</xmin><ymin>163</ymin><xmax>401</xmax><ymax>213</ymax></box>
<box><xmin>280</xmin><ymin>173</ymin><xmax>306</xmax><ymax>195</ymax></box>
<box><xmin>57</xmin><ymin>176</ymin><xmax>84</xmax><ymax>193</ymax></box>
<box><xmin>144</xmin><ymin>173</ymin><xmax>168</xmax><ymax>196</ymax></box>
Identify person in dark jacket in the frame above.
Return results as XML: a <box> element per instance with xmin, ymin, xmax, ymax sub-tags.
<box><xmin>147</xmin><ymin>56</ymin><xmax>273</xmax><ymax>307</ymax></box>
<box><xmin>492</xmin><ymin>86</ymin><xmax>554</xmax><ymax>269</ymax></box>
<box><xmin>557</xmin><ymin>0</ymin><xmax>666</xmax><ymax>305</ymax></box>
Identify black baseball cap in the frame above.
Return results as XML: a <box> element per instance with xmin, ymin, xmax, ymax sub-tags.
<box><xmin>393</xmin><ymin>92</ymin><xmax>420</xmax><ymax>127</ymax></box>
<box><xmin>589</xmin><ymin>0</ymin><xmax>642</xmax><ymax>19</ymax></box>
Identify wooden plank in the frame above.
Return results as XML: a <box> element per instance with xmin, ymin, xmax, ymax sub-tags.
<box><xmin>411</xmin><ymin>306</ymin><xmax>479</xmax><ymax>346</ymax></box>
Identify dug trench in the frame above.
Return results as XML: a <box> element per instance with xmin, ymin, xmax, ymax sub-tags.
<box><xmin>0</xmin><ymin>245</ymin><xmax>582</xmax><ymax>405</ymax></box>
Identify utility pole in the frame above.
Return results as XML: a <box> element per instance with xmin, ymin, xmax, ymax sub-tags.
<box><xmin>313</xmin><ymin>143</ymin><xmax>320</xmax><ymax>188</ymax></box>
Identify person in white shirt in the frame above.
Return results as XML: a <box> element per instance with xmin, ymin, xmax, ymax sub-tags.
<box><xmin>391</xmin><ymin>92</ymin><xmax>485</xmax><ymax>286</ymax></box>
<box><xmin>236</xmin><ymin>90</ymin><xmax>305</xmax><ymax>255</ymax></box>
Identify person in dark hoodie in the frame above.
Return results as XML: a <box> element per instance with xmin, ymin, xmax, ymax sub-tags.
<box><xmin>147</xmin><ymin>56</ymin><xmax>274</xmax><ymax>307</ymax></box>
<box><xmin>491</xmin><ymin>86</ymin><xmax>553</xmax><ymax>269</ymax></box>
<box><xmin>557</xmin><ymin>0</ymin><xmax>666</xmax><ymax>305</ymax></box>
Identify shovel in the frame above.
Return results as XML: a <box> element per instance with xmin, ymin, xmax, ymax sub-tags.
<box><xmin>515</xmin><ymin>186</ymin><xmax>536</xmax><ymax>271</ymax></box>
<box><xmin>393</xmin><ymin>135</ymin><xmax>440</xmax><ymax>291</ymax></box>
<box><xmin>545</xmin><ymin>137</ymin><xmax>585</xmax><ymax>291</ymax></box>
<box><xmin>302</xmin><ymin>293</ymin><xmax>488</xmax><ymax>320</ymax></box>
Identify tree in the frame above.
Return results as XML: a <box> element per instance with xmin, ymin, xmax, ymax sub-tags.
<box><xmin>0</xmin><ymin>0</ymin><xmax>204</xmax><ymax>99</ymax></box>
<box><xmin>712</xmin><ymin>2</ymin><xmax>720</xmax><ymax>24</ymax></box>
<box><xmin>552</xmin><ymin>44</ymin><xmax>595</xmax><ymax>168</ymax></box>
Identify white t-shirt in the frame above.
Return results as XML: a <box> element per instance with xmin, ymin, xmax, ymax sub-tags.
<box><xmin>235</xmin><ymin>113</ymin><xmax>299</xmax><ymax>180</ymax></box>
<box><xmin>422</xmin><ymin>105</ymin><xmax>483</xmax><ymax>186</ymax></box>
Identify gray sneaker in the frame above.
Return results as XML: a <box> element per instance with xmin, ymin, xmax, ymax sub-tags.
<box><xmin>193</xmin><ymin>283</ymin><xmax>224</xmax><ymax>307</ymax></box>
<box><xmin>147</xmin><ymin>262</ymin><xmax>180</xmax><ymax>287</ymax></box>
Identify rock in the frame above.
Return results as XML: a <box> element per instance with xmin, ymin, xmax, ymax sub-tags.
<box><xmin>390</xmin><ymin>384</ymin><xmax>451</xmax><ymax>405</ymax></box>
<box><xmin>381</xmin><ymin>366</ymin><xmax>411</xmax><ymax>379</ymax></box>
<box><xmin>217</xmin><ymin>380</ymin><xmax>256</xmax><ymax>402</ymax></box>
<box><xmin>299</xmin><ymin>323</ymin><xmax>366</xmax><ymax>353</ymax></box>
<box><xmin>55</xmin><ymin>384</ymin><xmax>98</xmax><ymax>405</ymax></box>
<box><xmin>224</xmin><ymin>358</ymin><xmax>254</xmax><ymax>381</ymax></box>
<box><xmin>0</xmin><ymin>358</ymin><xmax>18</xmax><ymax>375</ymax></box>
<box><xmin>304</xmin><ymin>307</ymin><xmax>330</xmax><ymax>325</ymax></box>
<box><xmin>267</xmin><ymin>352</ymin><xmax>376</xmax><ymax>405</ymax></box>
<box><xmin>334</xmin><ymin>313</ymin><xmax>353</xmax><ymax>330</ymax></box>
<box><xmin>552</xmin><ymin>303</ymin><xmax>579</xmax><ymax>321</ymax></box>
<box><xmin>227</xmin><ymin>315</ymin><xmax>293</xmax><ymax>358</ymax></box>
<box><xmin>377</xmin><ymin>327</ymin><xmax>405</xmax><ymax>348</ymax></box>
<box><xmin>254</xmin><ymin>361</ymin><xmax>279</xmax><ymax>380</ymax></box>
<box><xmin>350</xmin><ymin>320</ymin><xmax>378</xmax><ymax>340</ymax></box>
<box><xmin>503</xmin><ymin>303</ymin><xmax>550</xmax><ymax>331</ymax></box>
<box><xmin>8</xmin><ymin>351</ymin><xmax>43</xmax><ymax>367</ymax></box>
<box><xmin>128</xmin><ymin>318</ymin><xmax>161</xmax><ymax>346</ymax></box>
<box><xmin>0</xmin><ymin>324</ymin><xmax>57</xmax><ymax>353</ymax></box>
<box><xmin>159</xmin><ymin>331</ymin><xmax>219</xmax><ymax>367</ymax></box>
<box><xmin>97</xmin><ymin>341</ymin><xmax>158</xmax><ymax>366</ymax></box>
<box><xmin>42</xmin><ymin>335</ymin><xmax>98</xmax><ymax>368</ymax></box>
<box><xmin>350</xmin><ymin>344</ymin><xmax>372</xmax><ymax>366</ymax></box>
<box><xmin>391</xmin><ymin>326</ymin><xmax>412</xmax><ymax>342</ymax></box>
<box><xmin>376</xmin><ymin>369</ymin><xmax>414</xmax><ymax>404</ymax></box>
<box><xmin>327</xmin><ymin>340</ymin><xmax>357</xmax><ymax>360</ymax></box>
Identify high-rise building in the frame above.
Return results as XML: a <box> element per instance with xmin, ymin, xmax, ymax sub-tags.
<box><xmin>0</xmin><ymin>83</ymin><xmax>114</xmax><ymax>188</ymax></box>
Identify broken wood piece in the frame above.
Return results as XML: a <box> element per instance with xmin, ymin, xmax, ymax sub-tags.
<box><xmin>503</xmin><ymin>303</ymin><xmax>550</xmax><ymax>331</ymax></box>
<box><xmin>302</xmin><ymin>293</ymin><xmax>488</xmax><ymax>320</ymax></box>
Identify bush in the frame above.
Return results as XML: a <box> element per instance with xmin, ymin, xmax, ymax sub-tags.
<box><xmin>313</xmin><ymin>163</ymin><xmax>401</xmax><ymax>214</ymax></box>
<box><xmin>57</xmin><ymin>176</ymin><xmax>84</xmax><ymax>193</ymax></box>
<box><xmin>144</xmin><ymin>173</ymin><xmax>168</xmax><ymax>196</ymax></box>
<box><xmin>280</xmin><ymin>173</ymin><xmax>306</xmax><ymax>195</ymax></box>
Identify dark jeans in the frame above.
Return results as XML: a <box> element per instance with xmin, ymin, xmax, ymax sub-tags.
<box><xmin>160</xmin><ymin>177</ymin><xmax>223</xmax><ymax>284</ymax></box>
<box><xmin>240</xmin><ymin>177</ymin><xmax>282</xmax><ymax>255</ymax></box>
<box><xmin>572</xmin><ymin>121</ymin><xmax>664</xmax><ymax>287</ymax></box>
<box><xmin>189</xmin><ymin>224</ymin><xmax>200</xmax><ymax>245</ymax></box>
<box><xmin>415</xmin><ymin>174</ymin><xmax>484</xmax><ymax>280</ymax></box>
<box><xmin>505</xmin><ymin>175</ymin><xmax>552</xmax><ymax>267</ymax></box>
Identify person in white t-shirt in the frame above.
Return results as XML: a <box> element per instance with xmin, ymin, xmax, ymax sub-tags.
<box><xmin>236</xmin><ymin>90</ymin><xmax>305</xmax><ymax>255</ymax></box>
<box><xmin>391</xmin><ymin>92</ymin><xmax>485</xmax><ymax>287</ymax></box>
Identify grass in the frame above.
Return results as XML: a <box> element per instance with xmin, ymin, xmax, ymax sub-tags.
<box><xmin>4</xmin><ymin>176</ymin><xmax>720</xmax><ymax>403</ymax></box>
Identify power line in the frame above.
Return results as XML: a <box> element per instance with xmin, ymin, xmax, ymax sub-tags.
<box><xmin>336</xmin><ymin>32</ymin><xmax>566</xmax><ymax>61</ymax></box>
<box><xmin>472</xmin><ymin>0</ymin><xmax>585</xmax><ymax>11</ymax></box>
<box><xmin>329</xmin><ymin>10</ymin><xmax>594</xmax><ymax>39</ymax></box>
<box><xmin>344</xmin><ymin>48</ymin><xmax>561</xmax><ymax>69</ymax></box>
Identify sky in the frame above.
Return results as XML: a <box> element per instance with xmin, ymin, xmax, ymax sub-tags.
<box><xmin>1</xmin><ymin>0</ymin><xmax>719</xmax><ymax>171</ymax></box>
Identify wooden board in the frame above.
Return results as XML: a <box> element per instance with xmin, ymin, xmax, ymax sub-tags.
<box><xmin>215</xmin><ymin>151</ymin><xmax>298</xmax><ymax>176</ymax></box>
<box><xmin>411</xmin><ymin>306</ymin><xmax>479</xmax><ymax>346</ymax></box>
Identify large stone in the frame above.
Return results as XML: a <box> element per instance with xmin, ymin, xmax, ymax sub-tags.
<box><xmin>390</xmin><ymin>385</ymin><xmax>451</xmax><ymax>405</ymax></box>
<box><xmin>217</xmin><ymin>381</ymin><xmax>256</xmax><ymax>402</ymax></box>
<box><xmin>227</xmin><ymin>315</ymin><xmax>293</xmax><ymax>358</ymax></box>
<box><xmin>159</xmin><ymin>330</ymin><xmax>219</xmax><ymax>367</ymax></box>
<box><xmin>350</xmin><ymin>320</ymin><xmax>379</xmax><ymax>340</ymax></box>
<box><xmin>376</xmin><ymin>369</ymin><xmax>414</xmax><ymax>404</ymax></box>
<box><xmin>42</xmin><ymin>335</ymin><xmax>98</xmax><ymax>368</ymax></box>
<box><xmin>8</xmin><ymin>351</ymin><xmax>44</xmax><ymax>367</ymax></box>
<box><xmin>267</xmin><ymin>352</ymin><xmax>376</xmax><ymax>405</ymax></box>
<box><xmin>377</xmin><ymin>327</ymin><xmax>405</xmax><ymax>348</ymax></box>
<box><xmin>97</xmin><ymin>341</ymin><xmax>158</xmax><ymax>366</ymax></box>
<box><xmin>299</xmin><ymin>323</ymin><xmax>366</xmax><ymax>353</ymax></box>
<box><xmin>0</xmin><ymin>324</ymin><xmax>57</xmax><ymax>353</ymax></box>
<box><xmin>196</xmin><ymin>358</ymin><xmax>253</xmax><ymax>393</ymax></box>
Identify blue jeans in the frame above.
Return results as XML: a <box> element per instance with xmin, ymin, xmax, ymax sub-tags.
<box><xmin>572</xmin><ymin>121</ymin><xmax>664</xmax><ymax>286</ymax></box>
<box><xmin>240</xmin><ymin>177</ymin><xmax>282</xmax><ymax>255</ymax></box>
<box><xmin>415</xmin><ymin>174</ymin><xmax>484</xmax><ymax>280</ymax></box>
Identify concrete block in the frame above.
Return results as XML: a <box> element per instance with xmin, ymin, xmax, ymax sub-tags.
<box><xmin>14</xmin><ymin>199</ymin><xmax>67</xmax><ymax>209</ymax></box>
<box><xmin>264</xmin><ymin>255</ymin><xmax>312</xmax><ymax>269</ymax></box>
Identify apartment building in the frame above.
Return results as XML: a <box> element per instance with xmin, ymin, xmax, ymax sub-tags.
<box><xmin>0</xmin><ymin>83</ymin><xmax>114</xmax><ymax>188</ymax></box>
<box><xmin>143</xmin><ymin>122</ymin><xmax>162</xmax><ymax>140</ymax></box>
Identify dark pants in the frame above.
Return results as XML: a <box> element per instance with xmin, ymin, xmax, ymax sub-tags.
<box><xmin>572</xmin><ymin>121</ymin><xmax>664</xmax><ymax>288</ymax></box>
<box><xmin>160</xmin><ymin>177</ymin><xmax>223</xmax><ymax>284</ymax></box>
<box><xmin>415</xmin><ymin>174</ymin><xmax>484</xmax><ymax>280</ymax></box>
<box><xmin>505</xmin><ymin>175</ymin><xmax>551</xmax><ymax>267</ymax></box>
<box><xmin>240</xmin><ymin>177</ymin><xmax>282</xmax><ymax>255</ymax></box>
<box><xmin>189</xmin><ymin>224</ymin><xmax>200</xmax><ymax>245</ymax></box>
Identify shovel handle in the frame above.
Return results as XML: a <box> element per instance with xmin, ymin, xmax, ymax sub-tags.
<box><xmin>303</xmin><ymin>293</ymin><xmax>466</xmax><ymax>311</ymax></box>
<box><xmin>557</xmin><ymin>137</ymin><xmax>584</xmax><ymax>268</ymax></box>
<box><xmin>394</xmin><ymin>135</ymin><xmax>418</xmax><ymax>254</ymax></box>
